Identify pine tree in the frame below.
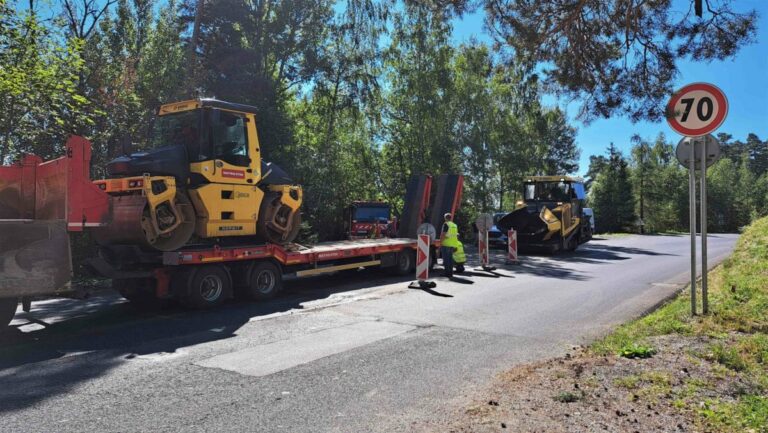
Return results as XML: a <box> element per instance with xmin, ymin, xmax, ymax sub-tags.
<box><xmin>628</xmin><ymin>134</ymin><xmax>688</xmax><ymax>233</ymax></box>
<box><xmin>588</xmin><ymin>144</ymin><xmax>635</xmax><ymax>232</ymax></box>
<box><xmin>539</xmin><ymin>108</ymin><xmax>579</xmax><ymax>175</ymax></box>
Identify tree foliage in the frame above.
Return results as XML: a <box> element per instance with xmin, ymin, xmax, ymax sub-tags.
<box><xmin>431</xmin><ymin>0</ymin><xmax>758</xmax><ymax>122</ymax></box>
<box><xmin>628</xmin><ymin>133</ymin><xmax>687</xmax><ymax>232</ymax></box>
<box><xmin>588</xmin><ymin>144</ymin><xmax>635</xmax><ymax>232</ymax></box>
<box><xmin>588</xmin><ymin>133</ymin><xmax>768</xmax><ymax>233</ymax></box>
<box><xmin>0</xmin><ymin>1</ymin><xmax>92</xmax><ymax>162</ymax></box>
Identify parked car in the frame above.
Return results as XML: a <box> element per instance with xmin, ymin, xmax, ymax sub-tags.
<box><xmin>488</xmin><ymin>212</ymin><xmax>510</xmax><ymax>247</ymax></box>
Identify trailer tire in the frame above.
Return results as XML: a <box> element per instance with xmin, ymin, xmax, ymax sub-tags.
<box><xmin>182</xmin><ymin>265</ymin><xmax>230</xmax><ymax>309</ymax></box>
<box><xmin>394</xmin><ymin>249</ymin><xmax>415</xmax><ymax>276</ymax></box>
<box><xmin>0</xmin><ymin>298</ymin><xmax>18</xmax><ymax>329</ymax></box>
<box><xmin>247</xmin><ymin>261</ymin><xmax>283</xmax><ymax>300</ymax></box>
<box><xmin>113</xmin><ymin>278</ymin><xmax>161</xmax><ymax>309</ymax></box>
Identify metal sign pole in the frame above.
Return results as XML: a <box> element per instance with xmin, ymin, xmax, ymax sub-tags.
<box><xmin>700</xmin><ymin>138</ymin><xmax>709</xmax><ymax>314</ymax></box>
<box><xmin>668</xmin><ymin>83</ymin><xmax>727</xmax><ymax>317</ymax></box>
<box><xmin>689</xmin><ymin>139</ymin><xmax>697</xmax><ymax>316</ymax></box>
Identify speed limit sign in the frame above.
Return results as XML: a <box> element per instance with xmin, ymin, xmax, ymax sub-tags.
<box><xmin>667</xmin><ymin>83</ymin><xmax>728</xmax><ymax>317</ymax></box>
<box><xmin>666</xmin><ymin>82</ymin><xmax>728</xmax><ymax>137</ymax></box>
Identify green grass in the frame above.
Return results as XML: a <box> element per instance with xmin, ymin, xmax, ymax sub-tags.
<box><xmin>592</xmin><ymin>216</ymin><xmax>768</xmax><ymax>432</ymax></box>
<box><xmin>552</xmin><ymin>391</ymin><xmax>582</xmax><ymax>403</ymax></box>
<box><xmin>591</xmin><ymin>298</ymin><xmax>693</xmax><ymax>355</ymax></box>
<box><xmin>679</xmin><ymin>378</ymin><xmax>712</xmax><ymax>399</ymax></box>
<box><xmin>706</xmin><ymin>343</ymin><xmax>749</xmax><ymax>372</ymax></box>
<box><xmin>618</xmin><ymin>343</ymin><xmax>657</xmax><ymax>359</ymax></box>
<box><xmin>639</xmin><ymin>371</ymin><xmax>673</xmax><ymax>386</ymax></box>
<box><xmin>697</xmin><ymin>396</ymin><xmax>768</xmax><ymax>433</ymax></box>
<box><xmin>594</xmin><ymin>232</ymin><xmax>635</xmax><ymax>238</ymax></box>
<box><xmin>636</xmin><ymin>371</ymin><xmax>674</xmax><ymax>404</ymax></box>
<box><xmin>614</xmin><ymin>375</ymin><xmax>640</xmax><ymax>389</ymax></box>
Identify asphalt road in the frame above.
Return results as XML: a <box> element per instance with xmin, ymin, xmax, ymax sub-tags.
<box><xmin>0</xmin><ymin>233</ymin><xmax>738</xmax><ymax>432</ymax></box>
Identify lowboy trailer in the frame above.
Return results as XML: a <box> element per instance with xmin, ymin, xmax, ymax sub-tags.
<box><xmin>0</xmin><ymin>135</ymin><xmax>462</xmax><ymax>327</ymax></box>
<box><xmin>92</xmin><ymin>237</ymin><xmax>439</xmax><ymax>311</ymax></box>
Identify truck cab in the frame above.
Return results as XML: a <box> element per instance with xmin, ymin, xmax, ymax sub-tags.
<box><xmin>344</xmin><ymin>201</ymin><xmax>394</xmax><ymax>239</ymax></box>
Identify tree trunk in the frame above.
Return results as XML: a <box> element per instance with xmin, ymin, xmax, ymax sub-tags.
<box><xmin>186</xmin><ymin>0</ymin><xmax>205</xmax><ymax>95</ymax></box>
<box><xmin>499</xmin><ymin>177</ymin><xmax>504</xmax><ymax>211</ymax></box>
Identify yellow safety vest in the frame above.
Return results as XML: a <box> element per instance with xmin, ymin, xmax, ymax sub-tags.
<box><xmin>442</xmin><ymin>221</ymin><xmax>460</xmax><ymax>248</ymax></box>
<box><xmin>452</xmin><ymin>241</ymin><xmax>466</xmax><ymax>264</ymax></box>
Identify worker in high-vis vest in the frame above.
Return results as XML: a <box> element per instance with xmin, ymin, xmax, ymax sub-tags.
<box><xmin>453</xmin><ymin>238</ymin><xmax>466</xmax><ymax>273</ymax></box>
<box><xmin>440</xmin><ymin>213</ymin><xmax>466</xmax><ymax>277</ymax></box>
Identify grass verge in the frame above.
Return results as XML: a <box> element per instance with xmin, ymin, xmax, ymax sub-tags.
<box><xmin>592</xmin><ymin>216</ymin><xmax>768</xmax><ymax>432</ymax></box>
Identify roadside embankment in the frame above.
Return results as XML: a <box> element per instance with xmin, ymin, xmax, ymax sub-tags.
<box><xmin>428</xmin><ymin>217</ymin><xmax>768</xmax><ymax>433</ymax></box>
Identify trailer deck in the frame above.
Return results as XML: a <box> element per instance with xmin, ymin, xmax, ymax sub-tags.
<box><xmin>164</xmin><ymin>238</ymin><xmax>427</xmax><ymax>267</ymax></box>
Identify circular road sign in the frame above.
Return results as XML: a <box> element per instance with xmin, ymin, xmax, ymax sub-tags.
<box><xmin>666</xmin><ymin>82</ymin><xmax>728</xmax><ymax>137</ymax></box>
<box><xmin>675</xmin><ymin>134</ymin><xmax>721</xmax><ymax>170</ymax></box>
<box><xmin>475</xmin><ymin>213</ymin><xmax>494</xmax><ymax>232</ymax></box>
<box><xmin>416</xmin><ymin>223</ymin><xmax>437</xmax><ymax>243</ymax></box>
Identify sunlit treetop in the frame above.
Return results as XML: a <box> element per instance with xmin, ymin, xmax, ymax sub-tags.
<box><xmin>413</xmin><ymin>0</ymin><xmax>758</xmax><ymax>123</ymax></box>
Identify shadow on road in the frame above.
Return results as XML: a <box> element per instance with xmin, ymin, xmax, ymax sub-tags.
<box><xmin>0</xmin><ymin>270</ymin><xmax>416</xmax><ymax>414</ymax></box>
<box><xmin>501</xmin><ymin>258</ymin><xmax>589</xmax><ymax>280</ymax></box>
<box><xmin>409</xmin><ymin>286</ymin><xmax>454</xmax><ymax>297</ymax></box>
<box><xmin>550</xmin><ymin>243</ymin><xmax>678</xmax><ymax>265</ymax></box>
<box><xmin>459</xmin><ymin>270</ymin><xmax>500</xmax><ymax>278</ymax></box>
<box><xmin>447</xmin><ymin>275</ymin><xmax>474</xmax><ymax>285</ymax></box>
<box><xmin>480</xmin><ymin>249</ymin><xmax>588</xmax><ymax>280</ymax></box>
<box><xmin>481</xmin><ymin>238</ymin><xmax>677</xmax><ymax>280</ymax></box>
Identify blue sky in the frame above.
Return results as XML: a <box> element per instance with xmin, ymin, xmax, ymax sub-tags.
<box><xmin>452</xmin><ymin>1</ymin><xmax>768</xmax><ymax>176</ymax></box>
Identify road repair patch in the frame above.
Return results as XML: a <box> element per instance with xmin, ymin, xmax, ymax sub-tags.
<box><xmin>195</xmin><ymin>320</ymin><xmax>414</xmax><ymax>377</ymax></box>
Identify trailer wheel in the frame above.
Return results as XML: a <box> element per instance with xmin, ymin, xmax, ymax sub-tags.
<box><xmin>182</xmin><ymin>265</ymin><xmax>230</xmax><ymax>309</ymax></box>
<box><xmin>394</xmin><ymin>249</ymin><xmax>415</xmax><ymax>275</ymax></box>
<box><xmin>0</xmin><ymin>298</ymin><xmax>18</xmax><ymax>329</ymax></box>
<box><xmin>247</xmin><ymin>261</ymin><xmax>283</xmax><ymax>300</ymax></box>
<box><xmin>113</xmin><ymin>278</ymin><xmax>160</xmax><ymax>309</ymax></box>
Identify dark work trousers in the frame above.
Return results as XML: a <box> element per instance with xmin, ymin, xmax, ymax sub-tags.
<box><xmin>440</xmin><ymin>246</ymin><xmax>454</xmax><ymax>277</ymax></box>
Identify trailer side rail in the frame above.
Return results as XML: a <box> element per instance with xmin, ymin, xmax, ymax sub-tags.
<box><xmin>163</xmin><ymin>238</ymin><xmax>432</xmax><ymax>267</ymax></box>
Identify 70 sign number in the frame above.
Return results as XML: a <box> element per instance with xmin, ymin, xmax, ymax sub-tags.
<box><xmin>666</xmin><ymin>83</ymin><xmax>728</xmax><ymax>137</ymax></box>
<box><xmin>679</xmin><ymin>96</ymin><xmax>713</xmax><ymax>123</ymax></box>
